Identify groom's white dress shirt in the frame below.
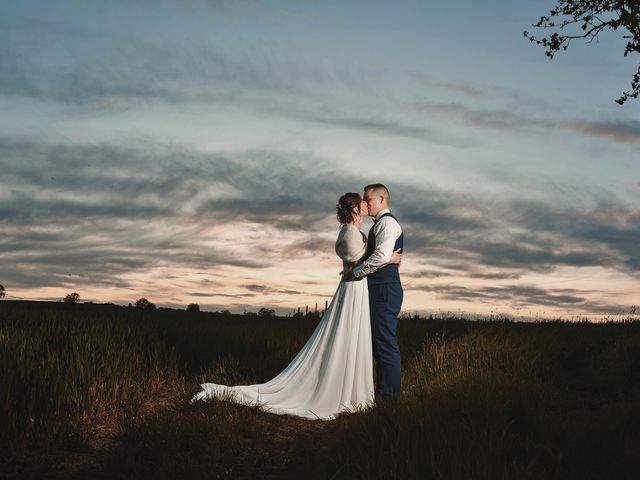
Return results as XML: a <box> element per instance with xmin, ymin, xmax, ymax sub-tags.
<box><xmin>352</xmin><ymin>208</ymin><xmax>402</xmax><ymax>279</ymax></box>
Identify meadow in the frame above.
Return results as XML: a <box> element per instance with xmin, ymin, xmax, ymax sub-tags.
<box><xmin>1</xmin><ymin>300</ymin><xmax>639</xmax><ymax>479</ymax></box>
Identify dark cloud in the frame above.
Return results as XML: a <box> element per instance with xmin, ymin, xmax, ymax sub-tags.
<box><xmin>1</xmin><ymin>136</ymin><xmax>638</xmax><ymax>307</ymax></box>
<box><xmin>251</xmin><ymin>97</ymin><xmax>472</xmax><ymax>146</ymax></box>
<box><xmin>0</xmin><ymin>36</ymin><xmax>322</xmax><ymax>107</ymax></box>
<box><xmin>413</xmin><ymin>283</ymin><xmax>627</xmax><ymax>314</ymax></box>
<box><xmin>398</xmin><ymin>183</ymin><xmax>638</xmax><ymax>281</ymax></box>
<box><xmin>188</xmin><ymin>291</ymin><xmax>253</xmax><ymax>298</ymax></box>
<box><xmin>244</xmin><ymin>284</ymin><xmax>305</xmax><ymax>295</ymax></box>
<box><xmin>408</xmin><ymin>100</ymin><xmax>555</xmax><ymax>131</ymax></box>
<box><xmin>408</xmin><ymin>100</ymin><xmax>640</xmax><ymax>149</ymax></box>
<box><xmin>0</xmin><ymin>238</ymin><xmax>264</xmax><ymax>290</ymax></box>
<box><xmin>245</xmin><ymin>284</ymin><xmax>268</xmax><ymax>292</ymax></box>
<box><xmin>410</xmin><ymin>72</ymin><xmax>492</xmax><ymax>98</ymax></box>
<box><xmin>0</xmin><ymin>33</ymin><xmax>475</xmax><ymax>146</ymax></box>
<box><xmin>403</xmin><ymin>269</ymin><xmax>454</xmax><ymax>280</ymax></box>
<box><xmin>504</xmin><ymin>203</ymin><xmax>640</xmax><ymax>274</ymax></box>
<box><xmin>286</xmin><ymin>237</ymin><xmax>335</xmax><ymax>256</ymax></box>
<box><xmin>474</xmin><ymin>242</ymin><xmax>611</xmax><ymax>270</ymax></box>
<box><xmin>0</xmin><ymin>136</ymin><xmax>355</xmax><ymax>230</ymax></box>
<box><xmin>403</xmin><ymin>268</ymin><xmax>521</xmax><ymax>281</ymax></box>
<box><xmin>306</xmin><ymin>115</ymin><xmax>427</xmax><ymax>139</ymax></box>
<box><xmin>296</xmin><ymin>112</ymin><xmax>469</xmax><ymax>146</ymax></box>
<box><xmin>0</xmin><ymin>138</ymin><xmax>281</xmax><ymax>288</ymax></box>
<box><xmin>564</xmin><ymin>121</ymin><xmax>640</xmax><ymax>146</ymax></box>
<box><xmin>468</xmin><ymin>272</ymin><xmax>521</xmax><ymax>280</ymax></box>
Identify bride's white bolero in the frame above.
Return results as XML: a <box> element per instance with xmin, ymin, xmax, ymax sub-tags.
<box><xmin>335</xmin><ymin>223</ymin><xmax>367</xmax><ymax>266</ymax></box>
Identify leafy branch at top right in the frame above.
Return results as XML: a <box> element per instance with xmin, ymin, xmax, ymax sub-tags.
<box><xmin>524</xmin><ymin>0</ymin><xmax>640</xmax><ymax>104</ymax></box>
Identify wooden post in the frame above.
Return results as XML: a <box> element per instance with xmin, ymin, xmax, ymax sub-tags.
<box><xmin>315</xmin><ymin>302</ymin><xmax>318</xmax><ymax>315</ymax></box>
<box><xmin>325</xmin><ymin>300</ymin><xmax>328</xmax><ymax>310</ymax></box>
<box><xmin>305</xmin><ymin>305</ymin><xmax>308</xmax><ymax>315</ymax></box>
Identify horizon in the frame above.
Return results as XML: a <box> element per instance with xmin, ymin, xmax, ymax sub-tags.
<box><xmin>2</xmin><ymin>298</ymin><xmax>637</xmax><ymax>323</ymax></box>
<box><xmin>1</xmin><ymin>1</ymin><xmax>639</xmax><ymax>317</ymax></box>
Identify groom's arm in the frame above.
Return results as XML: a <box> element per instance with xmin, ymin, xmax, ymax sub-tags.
<box><xmin>352</xmin><ymin>218</ymin><xmax>401</xmax><ymax>279</ymax></box>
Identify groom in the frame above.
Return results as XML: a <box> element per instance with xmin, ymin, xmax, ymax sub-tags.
<box><xmin>343</xmin><ymin>183</ymin><xmax>404</xmax><ymax>399</ymax></box>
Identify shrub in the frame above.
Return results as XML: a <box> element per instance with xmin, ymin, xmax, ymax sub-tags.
<box><xmin>186</xmin><ymin>303</ymin><xmax>200</xmax><ymax>312</ymax></box>
<box><xmin>258</xmin><ymin>308</ymin><xmax>276</xmax><ymax>318</ymax></box>
<box><xmin>134</xmin><ymin>298</ymin><xmax>156</xmax><ymax>311</ymax></box>
<box><xmin>63</xmin><ymin>292</ymin><xmax>80</xmax><ymax>303</ymax></box>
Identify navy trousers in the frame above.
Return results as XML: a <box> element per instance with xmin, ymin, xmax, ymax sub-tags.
<box><xmin>368</xmin><ymin>282</ymin><xmax>403</xmax><ymax>397</ymax></box>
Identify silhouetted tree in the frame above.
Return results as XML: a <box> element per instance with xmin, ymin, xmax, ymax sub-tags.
<box><xmin>63</xmin><ymin>292</ymin><xmax>80</xmax><ymax>303</ymax></box>
<box><xmin>525</xmin><ymin>1</ymin><xmax>640</xmax><ymax>104</ymax></box>
<box><xmin>187</xmin><ymin>303</ymin><xmax>200</xmax><ymax>312</ymax></box>
<box><xmin>219</xmin><ymin>309</ymin><xmax>231</xmax><ymax>316</ymax></box>
<box><xmin>135</xmin><ymin>298</ymin><xmax>156</xmax><ymax>311</ymax></box>
<box><xmin>0</xmin><ymin>284</ymin><xmax>4</xmax><ymax>300</ymax></box>
<box><xmin>258</xmin><ymin>307</ymin><xmax>276</xmax><ymax>318</ymax></box>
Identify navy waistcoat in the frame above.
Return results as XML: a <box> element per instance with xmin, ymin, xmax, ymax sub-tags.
<box><xmin>366</xmin><ymin>212</ymin><xmax>403</xmax><ymax>285</ymax></box>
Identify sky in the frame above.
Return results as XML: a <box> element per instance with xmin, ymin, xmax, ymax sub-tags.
<box><xmin>1</xmin><ymin>0</ymin><xmax>638</xmax><ymax>318</ymax></box>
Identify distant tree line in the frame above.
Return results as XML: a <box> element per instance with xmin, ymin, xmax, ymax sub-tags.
<box><xmin>0</xmin><ymin>285</ymin><xmax>330</xmax><ymax>318</ymax></box>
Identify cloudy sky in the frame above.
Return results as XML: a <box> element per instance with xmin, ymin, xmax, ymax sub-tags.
<box><xmin>1</xmin><ymin>0</ymin><xmax>638</xmax><ymax>318</ymax></box>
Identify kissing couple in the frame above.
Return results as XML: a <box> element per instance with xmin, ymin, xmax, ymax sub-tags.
<box><xmin>191</xmin><ymin>183</ymin><xmax>404</xmax><ymax>420</ymax></box>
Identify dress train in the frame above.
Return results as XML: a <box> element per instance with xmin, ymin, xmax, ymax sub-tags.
<box><xmin>190</xmin><ymin>278</ymin><xmax>374</xmax><ymax>420</ymax></box>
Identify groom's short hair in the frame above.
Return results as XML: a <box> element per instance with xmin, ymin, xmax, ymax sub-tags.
<box><xmin>364</xmin><ymin>183</ymin><xmax>390</xmax><ymax>204</ymax></box>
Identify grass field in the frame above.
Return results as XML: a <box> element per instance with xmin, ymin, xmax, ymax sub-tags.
<box><xmin>1</xmin><ymin>300</ymin><xmax>639</xmax><ymax>479</ymax></box>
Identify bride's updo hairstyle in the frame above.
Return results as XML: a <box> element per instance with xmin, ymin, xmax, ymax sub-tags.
<box><xmin>336</xmin><ymin>192</ymin><xmax>362</xmax><ymax>225</ymax></box>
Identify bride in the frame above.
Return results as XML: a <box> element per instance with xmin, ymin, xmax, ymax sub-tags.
<box><xmin>190</xmin><ymin>192</ymin><xmax>401</xmax><ymax>420</ymax></box>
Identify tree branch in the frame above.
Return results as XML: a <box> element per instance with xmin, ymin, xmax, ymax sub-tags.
<box><xmin>524</xmin><ymin>0</ymin><xmax>640</xmax><ymax>104</ymax></box>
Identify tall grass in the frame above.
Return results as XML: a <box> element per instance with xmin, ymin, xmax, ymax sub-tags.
<box><xmin>0</xmin><ymin>303</ymin><xmax>182</xmax><ymax>464</ymax></box>
<box><xmin>1</xmin><ymin>301</ymin><xmax>639</xmax><ymax>479</ymax></box>
<box><xmin>298</xmin><ymin>322</ymin><xmax>640</xmax><ymax>479</ymax></box>
<box><xmin>0</xmin><ymin>301</ymin><xmax>317</xmax><ymax>473</ymax></box>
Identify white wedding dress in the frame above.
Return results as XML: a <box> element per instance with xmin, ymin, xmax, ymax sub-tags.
<box><xmin>190</xmin><ymin>223</ymin><xmax>374</xmax><ymax>420</ymax></box>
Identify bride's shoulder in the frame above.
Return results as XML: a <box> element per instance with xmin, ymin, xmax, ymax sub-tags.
<box><xmin>335</xmin><ymin>223</ymin><xmax>366</xmax><ymax>261</ymax></box>
<box><xmin>337</xmin><ymin>223</ymin><xmax>364</xmax><ymax>243</ymax></box>
<box><xmin>338</xmin><ymin>223</ymin><xmax>360</xmax><ymax>235</ymax></box>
